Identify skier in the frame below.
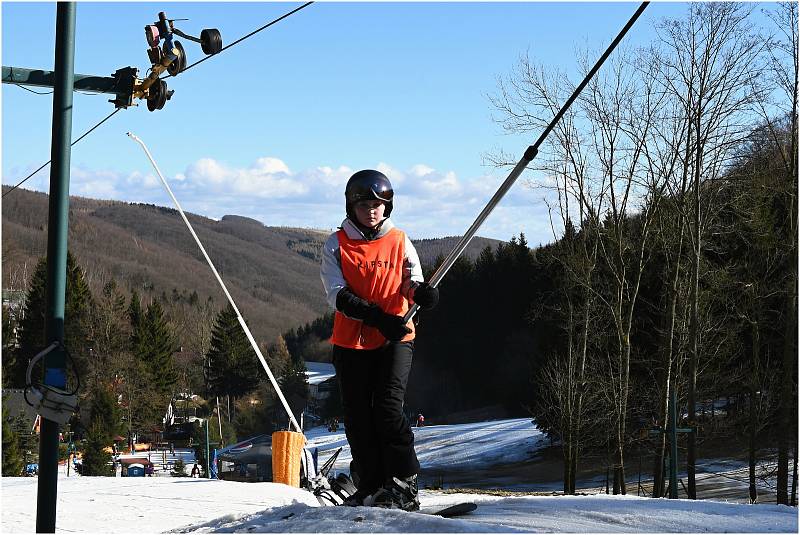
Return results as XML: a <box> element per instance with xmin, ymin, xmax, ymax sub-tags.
<box><xmin>416</xmin><ymin>413</ymin><xmax>425</xmax><ymax>427</ymax></box>
<box><xmin>320</xmin><ymin>170</ymin><xmax>439</xmax><ymax>511</ymax></box>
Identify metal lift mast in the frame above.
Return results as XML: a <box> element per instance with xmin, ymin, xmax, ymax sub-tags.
<box><xmin>36</xmin><ymin>3</ymin><xmax>75</xmax><ymax>532</ymax></box>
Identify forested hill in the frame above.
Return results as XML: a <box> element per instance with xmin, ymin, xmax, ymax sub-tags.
<box><xmin>1</xmin><ymin>187</ymin><xmax>502</xmax><ymax>343</ymax></box>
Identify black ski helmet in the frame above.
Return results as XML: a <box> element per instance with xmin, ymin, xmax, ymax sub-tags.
<box><xmin>345</xmin><ymin>169</ymin><xmax>394</xmax><ymax>219</ymax></box>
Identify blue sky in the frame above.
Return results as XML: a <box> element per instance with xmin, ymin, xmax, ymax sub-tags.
<box><xmin>2</xmin><ymin>1</ymin><xmax>693</xmax><ymax>243</ymax></box>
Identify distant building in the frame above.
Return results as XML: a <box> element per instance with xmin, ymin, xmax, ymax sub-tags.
<box><xmin>303</xmin><ymin>361</ymin><xmax>336</xmax><ymax>424</ymax></box>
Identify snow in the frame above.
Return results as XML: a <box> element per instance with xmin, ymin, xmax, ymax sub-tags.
<box><xmin>2</xmin><ymin>418</ymin><xmax>797</xmax><ymax>533</ymax></box>
<box><xmin>305</xmin><ymin>418</ymin><xmax>546</xmax><ymax>471</ymax></box>
<box><xmin>303</xmin><ymin>362</ymin><xmax>336</xmax><ymax>386</ymax></box>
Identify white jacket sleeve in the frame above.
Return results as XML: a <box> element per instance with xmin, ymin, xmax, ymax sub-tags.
<box><xmin>320</xmin><ymin>232</ymin><xmax>346</xmax><ymax>310</ymax></box>
<box><xmin>402</xmin><ymin>235</ymin><xmax>424</xmax><ymax>298</ymax></box>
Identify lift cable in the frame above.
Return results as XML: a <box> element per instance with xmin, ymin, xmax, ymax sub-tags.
<box><xmin>162</xmin><ymin>1</ymin><xmax>314</xmax><ymax>79</ymax></box>
<box><xmin>4</xmin><ymin>2</ymin><xmax>315</xmax><ymax>198</ymax></box>
<box><xmin>2</xmin><ymin>108</ymin><xmax>122</xmax><ymax>198</ymax></box>
<box><xmin>12</xmin><ymin>83</ymin><xmax>54</xmax><ymax>95</ymax></box>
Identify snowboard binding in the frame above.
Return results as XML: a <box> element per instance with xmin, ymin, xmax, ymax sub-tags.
<box><xmin>300</xmin><ymin>446</ymin><xmax>358</xmax><ymax>506</ymax></box>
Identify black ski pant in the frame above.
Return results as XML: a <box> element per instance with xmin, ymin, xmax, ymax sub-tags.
<box><xmin>332</xmin><ymin>341</ymin><xmax>420</xmax><ymax>494</ymax></box>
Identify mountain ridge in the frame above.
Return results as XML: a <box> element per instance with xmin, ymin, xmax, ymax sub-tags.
<box><xmin>2</xmin><ymin>187</ymin><xmax>503</xmax><ymax>343</ymax></box>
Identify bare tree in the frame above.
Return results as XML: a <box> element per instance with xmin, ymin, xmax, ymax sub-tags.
<box><xmin>758</xmin><ymin>1</ymin><xmax>798</xmax><ymax>506</ymax></box>
<box><xmin>490</xmin><ymin>53</ymin><xmax>604</xmax><ymax>494</ymax></box>
<box><xmin>578</xmin><ymin>47</ymin><xmax>671</xmax><ymax>494</ymax></box>
<box><xmin>652</xmin><ymin>2</ymin><xmax>768</xmax><ymax>498</ymax></box>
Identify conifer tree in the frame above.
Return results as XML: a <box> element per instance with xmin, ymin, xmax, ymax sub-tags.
<box><xmin>128</xmin><ymin>291</ymin><xmax>145</xmax><ymax>358</ymax></box>
<box><xmin>278</xmin><ymin>358</ymin><xmax>309</xmax><ymax>424</ymax></box>
<box><xmin>80</xmin><ymin>421</ymin><xmax>113</xmax><ymax>476</ymax></box>
<box><xmin>126</xmin><ymin>295</ymin><xmax>177</xmax><ymax>428</ymax></box>
<box><xmin>267</xmin><ymin>335</ymin><xmax>292</xmax><ymax>379</ymax></box>
<box><xmin>139</xmin><ymin>300</ymin><xmax>178</xmax><ymax>397</ymax></box>
<box><xmin>1</xmin><ymin>402</ymin><xmax>23</xmax><ymax>476</ymax></box>
<box><xmin>2</xmin><ymin>305</ymin><xmax>19</xmax><ymax>388</ymax></box>
<box><xmin>9</xmin><ymin>253</ymin><xmax>94</xmax><ymax>388</ymax></box>
<box><xmin>89</xmin><ymin>385</ymin><xmax>124</xmax><ymax>442</ymax></box>
<box><xmin>205</xmin><ymin>304</ymin><xmax>261</xmax><ymax>412</ymax></box>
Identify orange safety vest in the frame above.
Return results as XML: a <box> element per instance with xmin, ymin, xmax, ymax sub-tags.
<box><xmin>330</xmin><ymin>227</ymin><xmax>415</xmax><ymax>349</ymax></box>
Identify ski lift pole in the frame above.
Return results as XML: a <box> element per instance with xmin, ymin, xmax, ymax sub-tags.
<box><xmin>127</xmin><ymin>132</ymin><xmax>302</xmax><ymax>434</ymax></box>
<box><xmin>403</xmin><ymin>1</ymin><xmax>649</xmax><ymax>323</ymax></box>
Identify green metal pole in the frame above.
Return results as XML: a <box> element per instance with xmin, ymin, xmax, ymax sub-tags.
<box><xmin>36</xmin><ymin>3</ymin><xmax>76</xmax><ymax>533</ymax></box>
<box><xmin>669</xmin><ymin>387</ymin><xmax>679</xmax><ymax>499</ymax></box>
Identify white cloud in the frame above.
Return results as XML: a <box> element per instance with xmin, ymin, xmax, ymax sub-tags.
<box><xmin>8</xmin><ymin>157</ymin><xmax>556</xmax><ymax>243</ymax></box>
<box><xmin>125</xmin><ymin>170</ymin><xmax>160</xmax><ymax>188</ymax></box>
<box><xmin>252</xmin><ymin>157</ymin><xmax>290</xmax><ymax>175</ymax></box>
<box><xmin>410</xmin><ymin>164</ymin><xmax>434</xmax><ymax>177</ymax></box>
<box><xmin>185</xmin><ymin>158</ymin><xmax>227</xmax><ymax>185</ymax></box>
<box><xmin>184</xmin><ymin>157</ymin><xmax>305</xmax><ymax>198</ymax></box>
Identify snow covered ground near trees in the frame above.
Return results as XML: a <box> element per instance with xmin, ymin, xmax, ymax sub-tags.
<box><xmin>304</xmin><ymin>417</ymin><xmax>547</xmax><ymax>471</ymax></box>
<box><xmin>2</xmin><ymin>418</ymin><xmax>796</xmax><ymax>533</ymax></box>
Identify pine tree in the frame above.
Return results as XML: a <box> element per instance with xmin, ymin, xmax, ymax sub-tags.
<box><xmin>89</xmin><ymin>385</ymin><xmax>124</xmax><ymax>442</ymax></box>
<box><xmin>9</xmin><ymin>253</ymin><xmax>94</xmax><ymax>389</ymax></box>
<box><xmin>2</xmin><ymin>305</ymin><xmax>19</xmax><ymax>388</ymax></box>
<box><xmin>1</xmin><ymin>402</ymin><xmax>23</xmax><ymax>476</ymax></box>
<box><xmin>80</xmin><ymin>421</ymin><xmax>113</xmax><ymax>476</ymax></box>
<box><xmin>205</xmin><ymin>304</ymin><xmax>261</xmax><ymax>408</ymax></box>
<box><xmin>128</xmin><ymin>290</ymin><xmax>145</xmax><ymax>358</ymax></box>
<box><xmin>140</xmin><ymin>300</ymin><xmax>178</xmax><ymax>397</ymax></box>
<box><xmin>267</xmin><ymin>335</ymin><xmax>292</xmax><ymax>379</ymax></box>
<box><xmin>126</xmin><ymin>295</ymin><xmax>177</xmax><ymax>430</ymax></box>
<box><xmin>278</xmin><ymin>358</ymin><xmax>309</xmax><ymax>425</ymax></box>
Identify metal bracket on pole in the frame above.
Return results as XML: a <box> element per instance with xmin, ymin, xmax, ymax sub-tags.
<box><xmin>2</xmin><ymin>65</ymin><xmax>140</xmax><ymax>109</ymax></box>
<box><xmin>403</xmin><ymin>1</ymin><xmax>649</xmax><ymax>323</ymax></box>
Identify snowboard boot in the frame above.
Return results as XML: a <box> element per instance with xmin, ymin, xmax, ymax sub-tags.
<box><xmin>370</xmin><ymin>474</ymin><xmax>420</xmax><ymax>511</ymax></box>
<box><xmin>341</xmin><ymin>487</ymin><xmax>374</xmax><ymax>507</ymax></box>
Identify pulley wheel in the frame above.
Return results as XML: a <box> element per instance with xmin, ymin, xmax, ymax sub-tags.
<box><xmin>147</xmin><ymin>79</ymin><xmax>169</xmax><ymax>112</ymax></box>
<box><xmin>200</xmin><ymin>28</ymin><xmax>222</xmax><ymax>55</ymax></box>
<box><xmin>167</xmin><ymin>41</ymin><xmax>188</xmax><ymax>76</ymax></box>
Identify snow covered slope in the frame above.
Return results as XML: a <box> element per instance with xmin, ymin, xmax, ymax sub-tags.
<box><xmin>2</xmin><ymin>418</ymin><xmax>796</xmax><ymax>533</ymax></box>
<box><xmin>2</xmin><ymin>475</ymin><xmax>796</xmax><ymax>533</ymax></box>
<box><xmin>305</xmin><ymin>417</ymin><xmax>546</xmax><ymax>471</ymax></box>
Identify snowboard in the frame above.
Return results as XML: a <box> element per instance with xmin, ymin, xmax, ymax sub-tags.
<box><xmin>423</xmin><ymin>502</ymin><xmax>477</xmax><ymax>518</ymax></box>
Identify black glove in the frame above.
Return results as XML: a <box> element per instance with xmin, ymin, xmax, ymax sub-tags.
<box><xmin>336</xmin><ymin>287</ymin><xmax>411</xmax><ymax>341</ymax></box>
<box><xmin>412</xmin><ymin>282</ymin><xmax>439</xmax><ymax>310</ymax></box>
<box><xmin>364</xmin><ymin>310</ymin><xmax>412</xmax><ymax>341</ymax></box>
<box><xmin>336</xmin><ymin>287</ymin><xmax>375</xmax><ymax>319</ymax></box>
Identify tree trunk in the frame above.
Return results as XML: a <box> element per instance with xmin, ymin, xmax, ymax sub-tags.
<box><xmin>655</xmin><ymin>219</ymin><xmax>685</xmax><ymax>498</ymax></box>
<box><xmin>747</xmin><ymin>317</ymin><xmax>760</xmax><ymax>504</ymax></box>
<box><xmin>792</xmin><ymin>441</ymin><xmax>798</xmax><ymax>506</ymax></box>
<box><xmin>748</xmin><ymin>379</ymin><xmax>758</xmax><ymax>503</ymax></box>
<box><xmin>563</xmin><ymin>439</ymin><xmax>574</xmax><ymax>494</ymax></box>
<box><xmin>777</xmin><ymin>268</ymin><xmax>797</xmax><ymax>505</ymax></box>
<box><xmin>687</xmin><ymin>111</ymin><xmax>702</xmax><ymax>499</ymax></box>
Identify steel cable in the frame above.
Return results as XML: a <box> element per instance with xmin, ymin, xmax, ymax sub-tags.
<box><xmin>162</xmin><ymin>1</ymin><xmax>314</xmax><ymax>79</ymax></box>
<box><xmin>5</xmin><ymin>3</ymin><xmax>314</xmax><ymax>198</ymax></box>
<box><xmin>3</xmin><ymin>107</ymin><xmax>122</xmax><ymax>198</ymax></box>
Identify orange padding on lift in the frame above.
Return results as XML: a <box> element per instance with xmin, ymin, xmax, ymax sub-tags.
<box><xmin>271</xmin><ymin>431</ymin><xmax>305</xmax><ymax>487</ymax></box>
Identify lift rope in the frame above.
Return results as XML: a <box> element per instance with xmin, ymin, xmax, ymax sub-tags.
<box><xmin>403</xmin><ymin>1</ymin><xmax>650</xmax><ymax>323</ymax></box>
<box><xmin>127</xmin><ymin>131</ymin><xmax>303</xmax><ymax>435</ymax></box>
<box><xmin>161</xmin><ymin>1</ymin><xmax>314</xmax><ymax>79</ymax></box>
<box><xmin>2</xmin><ymin>107</ymin><xmax>122</xmax><ymax>198</ymax></box>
